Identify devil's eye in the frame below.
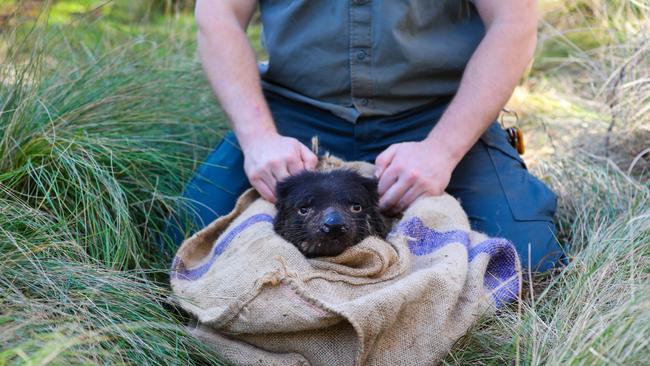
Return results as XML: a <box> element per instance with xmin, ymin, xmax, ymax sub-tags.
<box><xmin>298</xmin><ymin>207</ymin><xmax>310</xmax><ymax>215</ymax></box>
<box><xmin>350</xmin><ymin>204</ymin><xmax>362</xmax><ymax>213</ymax></box>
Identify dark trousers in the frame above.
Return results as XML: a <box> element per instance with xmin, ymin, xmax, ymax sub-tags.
<box><xmin>168</xmin><ymin>92</ymin><xmax>563</xmax><ymax>271</ymax></box>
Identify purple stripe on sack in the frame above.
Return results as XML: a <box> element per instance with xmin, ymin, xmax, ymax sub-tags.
<box><xmin>170</xmin><ymin>214</ymin><xmax>274</xmax><ymax>281</ymax></box>
<box><xmin>468</xmin><ymin>238</ymin><xmax>520</xmax><ymax>308</ymax></box>
<box><xmin>392</xmin><ymin>217</ymin><xmax>520</xmax><ymax>307</ymax></box>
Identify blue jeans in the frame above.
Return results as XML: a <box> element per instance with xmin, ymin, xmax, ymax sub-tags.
<box><xmin>166</xmin><ymin>92</ymin><xmax>563</xmax><ymax>271</ymax></box>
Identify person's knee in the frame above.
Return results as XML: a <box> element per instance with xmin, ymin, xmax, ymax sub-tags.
<box><xmin>500</xmin><ymin>219</ymin><xmax>563</xmax><ymax>272</ymax></box>
<box><xmin>464</xmin><ymin>210</ymin><xmax>563</xmax><ymax>272</ymax></box>
<box><xmin>449</xmin><ymin>125</ymin><xmax>564</xmax><ymax>271</ymax></box>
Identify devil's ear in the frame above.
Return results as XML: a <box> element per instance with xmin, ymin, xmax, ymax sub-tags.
<box><xmin>358</xmin><ymin>175</ymin><xmax>379</xmax><ymax>194</ymax></box>
<box><xmin>275</xmin><ymin>178</ymin><xmax>294</xmax><ymax>202</ymax></box>
<box><xmin>275</xmin><ymin>171</ymin><xmax>318</xmax><ymax>207</ymax></box>
<box><xmin>275</xmin><ymin>178</ymin><xmax>301</xmax><ymax>209</ymax></box>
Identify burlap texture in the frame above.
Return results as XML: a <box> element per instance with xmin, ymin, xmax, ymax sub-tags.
<box><xmin>170</xmin><ymin>157</ymin><xmax>521</xmax><ymax>366</ymax></box>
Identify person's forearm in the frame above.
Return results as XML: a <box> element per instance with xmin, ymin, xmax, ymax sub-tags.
<box><xmin>425</xmin><ymin>11</ymin><xmax>537</xmax><ymax>163</ymax></box>
<box><xmin>197</xmin><ymin>9</ymin><xmax>276</xmax><ymax>150</ymax></box>
<box><xmin>194</xmin><ymin>0</ymin><xmax>318</xmax><ymax>202</ymax></box>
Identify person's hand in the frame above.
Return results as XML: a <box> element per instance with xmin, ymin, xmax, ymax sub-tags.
<box><xmin>374</xmin><ymin>138</ymin><xmax>462</xmax><ymax>215</ymax></box>
<box><xmin>241</xmin><ymin>132</ymin><xmax>318</xmax><ymax>203</ymax></box>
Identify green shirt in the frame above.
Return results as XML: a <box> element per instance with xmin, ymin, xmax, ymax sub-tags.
<box><xmin>258</xmin><ymin>0</ymin><xmax>485</xmax><ymax>123</ymax></box>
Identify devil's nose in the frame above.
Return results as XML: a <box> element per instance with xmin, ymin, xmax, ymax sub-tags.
<box><xmin>324</xmin><ymin>213</ymin><xmax>344</xmax><ymax>228</ymax></box>
<box><xmin>322</xmin><ymin>213</ymin><xmax>346</xmax><ymax>232</ymax></box>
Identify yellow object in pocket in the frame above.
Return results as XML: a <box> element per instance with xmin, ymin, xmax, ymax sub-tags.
<box><xmin>506</xmin><ymin>126</ymin><xmax>525</xmax><ymax>155</ymax></box>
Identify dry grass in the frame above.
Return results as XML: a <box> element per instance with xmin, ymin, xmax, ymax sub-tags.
<box><xmin>445</xmin><ymin>1</ymin><xmax>650</xmax><ymax>364</ymax></box>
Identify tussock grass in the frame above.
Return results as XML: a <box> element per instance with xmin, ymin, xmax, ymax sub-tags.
<box><xmin>1</xmin><ymin>17</ymin><xmax>222</xmax><ymax>268</ymax></box>
<box><xmin>515</xmin><ymin>0</ymin><xmax>650</xmax><ymax>176</ymax></box>
<box><xmin>0</xmin><ymin>1</ymin><xmax>648</xmax><ymax>365</ymax></box>
<box><xmin>446</xmin><ymin>157</ymin><xmax>650</xmax><ymax>365</ymax></box>
<box><xmin>1</xmin><ymin>9</ymin><xmax>226</xmax><ymax>365</ymax></box>
<box><xmin>445</xmin><ymin>1</ymin><xmax>650</xmax><ymax>364</ymax></box>
<box><xmin>0</xmin><ymin>190</ymin><xmax>223</xmax><ymax>364</ymax></box>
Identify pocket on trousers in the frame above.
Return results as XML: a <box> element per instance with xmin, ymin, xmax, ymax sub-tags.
<box><xmin>480</xmin><ymin>123</ymin><xmax>557</xmax><ymax>222</ymax></box>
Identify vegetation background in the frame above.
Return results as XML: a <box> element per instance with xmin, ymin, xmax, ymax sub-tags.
<box><xmin>0</xmin><ymin>0</ymin><xmax>648</xmax><ymax>365</ymax></box>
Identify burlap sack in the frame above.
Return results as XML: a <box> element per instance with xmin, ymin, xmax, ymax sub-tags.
<box><xmin>170</xmin><ymin>157</ymin><xmax>521</xmax><ymax>366</ymax></box>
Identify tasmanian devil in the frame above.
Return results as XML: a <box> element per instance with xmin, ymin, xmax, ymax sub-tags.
<box><xmin>273</xmin><ymin>169</ymin><xmax>388</xmax><ymax>258</ymax></box>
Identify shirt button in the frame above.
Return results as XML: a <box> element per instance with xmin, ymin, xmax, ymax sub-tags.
<box><xmin>356</xmin><ymin>50</ymin><xmax>367</xmax><ymax>61</ymax></box>
<box><xmin>360</xmin><ymin>98</ymin><xmax>369</xmax><ymax>106</ymax></box>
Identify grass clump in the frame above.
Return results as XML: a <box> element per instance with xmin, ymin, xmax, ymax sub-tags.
<box><xmin>445</xmin><ymin>1</ymin><xmax>650</xmax><ymax>364</ymax></box>
<box><xmin>1</xmin><ymin>15</ymin><xmax>222</xmax><ymax>268</ymax></box>
<box><xmin>0</xmin><ymin>205</ymin><xmax>219</xmax><ymax>364</ymax></box>
<box><xmin>446</xmin><ymin>157</ymin><xmax>650</xmax><ymax>365</ymax></box>
<box><xmin>514</xmin><ymin>0</ymin><xmax>650</xmax><ymax>175</ymax></box>
<box><xmin>0</xmin><ymin>8</ymin><xmax>226</xmax><ymax>365</ymax></box>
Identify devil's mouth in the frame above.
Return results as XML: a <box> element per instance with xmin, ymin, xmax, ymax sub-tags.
<box><xmin>299</xmin><ymin>237</ymin><xmax>355</xmax><ymax>258</ymax></box>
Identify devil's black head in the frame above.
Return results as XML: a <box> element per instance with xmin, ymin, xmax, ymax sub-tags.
<box><xmin>273</xmin><ymin>169</ymin><xmax>387</xmax><ymax>258</ymax></box>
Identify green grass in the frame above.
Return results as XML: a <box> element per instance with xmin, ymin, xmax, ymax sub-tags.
<box><xmin>1</xmin><ymin>5</ymin><xmax>227</xmax><ymax>364</ymax></box>
<box><xmin>1</xmin><ymin>1</ymin><xmax>649</xmax><ymax>365</ymax></box>
<box><xmin>0</xmin><ymin>209</ymin><xmax>220</xmax><ymax>364</ymax></box>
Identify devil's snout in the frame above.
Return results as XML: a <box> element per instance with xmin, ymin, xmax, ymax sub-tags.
<box><xmin>320</xmin><ymin>211</ymin><xmax>347</xmax><ymax>235</ymax></box>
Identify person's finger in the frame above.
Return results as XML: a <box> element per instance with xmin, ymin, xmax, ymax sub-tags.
<box><xmin>379</xmin><ymin>174</ymin><xmax>411</xmax><ymax>212</ymax></box>
<box><xmin>395</xmin><ymin>185</ymin><xmax>424</xmax><ymax>213</ymax></box>
<box><xmin>257</xmin><ymin>168</ymin><xmax>278</xmax><ymax>198</ymax></box>
<box><xmin>252</xmin><ymin>178</ymin><xmax>276</xmax><ymax>203</ymax></box>
<box><xmin>374</xmin><ymin>145</ymin><xmax>397</xmax><ymax>178</ymax></box>
<box><xmin>271</xmin><ymin>163</ymin><xmax>291</xmax><ymax>183</ymax></box>
<box><xmin>377</xmin><ymin>164</ymin><xmax>399</xmax><ymax>196</ymax></box>
<box><xmin>287</xmin><ymin>157</ymin><xmax>305</xmax><ymax>176</ymax></box>
<box><xmin>300</xmin><ymin>144</ymin><xmax>319</xmax><ymax>170</ymax></box>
